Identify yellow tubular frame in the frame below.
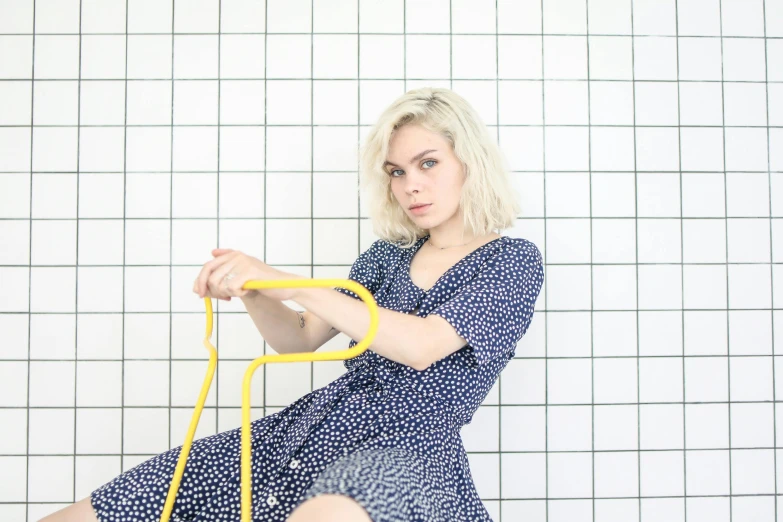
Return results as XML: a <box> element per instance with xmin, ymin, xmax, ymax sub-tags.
<box><xmin>159</xmin><ymin>279</ymin><xmax>379</xmax><ymax>522</ymax></box>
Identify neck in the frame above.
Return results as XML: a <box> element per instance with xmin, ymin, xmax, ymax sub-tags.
<box><xmin>426</xmin><ymin>231</ymin><xmax>479</xmax><ymax>249</ymax></box>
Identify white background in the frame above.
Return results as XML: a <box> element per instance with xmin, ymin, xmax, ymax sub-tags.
<box><xmin>1</xmin><ymin>0</ymin><xmax>783</xmax><ymax>521</ymax></box>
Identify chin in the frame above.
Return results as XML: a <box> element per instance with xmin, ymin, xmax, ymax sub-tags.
<box><xmin>411</xmin><ymin>214</ymin><xmax>435</xmax><ymax>224</ymax></box>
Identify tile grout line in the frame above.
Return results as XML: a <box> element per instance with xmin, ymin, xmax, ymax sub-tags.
<box><xmin>71</xmin><ymin>0</ymin><xmax>83</xmax><ymax>504</ymax></box>
<box><xmin>25</xmin><ymin>1</ymin><xmax>36</xmax><ymax>519</ymax></box>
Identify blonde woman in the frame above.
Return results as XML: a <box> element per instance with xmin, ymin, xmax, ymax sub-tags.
<box><xmin>43</xmin><ymin>87</ymin><xmax>544</xmax><ymax>522</ymax></box>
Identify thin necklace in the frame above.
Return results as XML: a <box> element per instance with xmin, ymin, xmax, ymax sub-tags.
<box><xmin>426</xmin><ymin>235</ymin><xmax>478</xmax><ymax>250</ymax></box>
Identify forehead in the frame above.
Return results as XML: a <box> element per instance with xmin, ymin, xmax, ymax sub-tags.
<box><xmin>389</xmin><ymin>124</ymin><xmax>438</xmax><ymax>145</ymax></box>
<box><xmin>387</xmin><ymin>126</ymin><xmax>450</xmax><ymax>158</ymax></box>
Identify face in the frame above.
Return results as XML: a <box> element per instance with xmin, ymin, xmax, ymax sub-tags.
<box><xmin>384</xmin><ymin>124</ymin><xmax>466</xmax><ymax>232</ymax></box>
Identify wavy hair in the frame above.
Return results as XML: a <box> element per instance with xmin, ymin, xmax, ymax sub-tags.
<box><xmin>359</xmin><ymin>87</ymin><xmax>522</xmax><ymax>249</ymax></box>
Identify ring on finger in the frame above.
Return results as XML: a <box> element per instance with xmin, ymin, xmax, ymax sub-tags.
<box><xmin>222</xmin><ymin>272</ymin><xmax>237</xmax><ymax>290</ymax></box>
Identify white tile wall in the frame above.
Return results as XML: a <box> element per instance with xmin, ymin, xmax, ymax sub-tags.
<box><xmin>1</xmin><ymin>0</ymin><xmax>782</xmax><ymax>520</ymax></box>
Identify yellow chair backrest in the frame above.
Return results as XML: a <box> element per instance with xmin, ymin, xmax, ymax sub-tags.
<box><xmin>159</xmin><ymin>279</ymin><xmax>379</xmax><ymax>522</ymax></box>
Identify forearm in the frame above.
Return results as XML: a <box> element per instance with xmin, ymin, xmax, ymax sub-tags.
<box><xmin>290</xmin><ymin>286</ymin><xmax>428</xmax><ymax>370</ymax></box>
<box><xmin>239</xmin><ymin>292</ymin><xmax>311</xmax><ymax>354</ymax></box>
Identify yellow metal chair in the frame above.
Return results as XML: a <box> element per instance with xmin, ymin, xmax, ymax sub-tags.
<box><xmin>159</xmin><ymin>279</ymin><xmax>379</xmax><ymax>522</ymax></box>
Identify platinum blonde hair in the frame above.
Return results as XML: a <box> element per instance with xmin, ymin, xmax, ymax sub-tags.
<box><xmin>359</xmin><ymin>87</ymin><xmax>522</xmax><ymax>249</ymax></box>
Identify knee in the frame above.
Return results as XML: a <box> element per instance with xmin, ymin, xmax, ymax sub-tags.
<box><xmin>287</xmin><ymin>494</ymin><xmax>372</xmax><ymax>522</ymax></box>
<box><xmin>38</xmin><ymin>497</ymin><xmax>99</xmax><ymax>522</ymax></box>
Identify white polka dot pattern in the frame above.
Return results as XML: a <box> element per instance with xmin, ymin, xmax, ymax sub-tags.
<box><xmin>89</xmin><ymin>235</ymin><xmax>544</xmax><ymax>522</ymax></box>
<box><xmin>428</xmin><ymin>238</ymin><xmax>544</xmax><ymax>366</ymax></box>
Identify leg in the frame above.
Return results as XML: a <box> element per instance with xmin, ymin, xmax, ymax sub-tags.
<box><xmin>297</xmin><ymin>448</ymin><xmax>439</xmax><ymax>522</ymax></box>
<box><xmin>287</xmin><ymin>494</ymin><xmax>372</xmax><ymax>522</ymax></box>
<box><xmin>38</xmin><ymin>497</ymin><xmax>99</xmax><ymax>522</ymax></box>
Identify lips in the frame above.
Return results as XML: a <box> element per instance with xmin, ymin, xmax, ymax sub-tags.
<box><xmin>409</xmin><ymin>203</ymin><xmax>431</xmax><ymax>215</ymax></box>
<box><xmin>409</xmin><ymin>203</ymin><xmax>430</xmax><ymax>210</ymax></box>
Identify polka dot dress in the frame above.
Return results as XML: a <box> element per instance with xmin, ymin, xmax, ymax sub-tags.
<box><xmin>90</xmin><ymin>234</ymin><xmax>545</xmax><ymax>522</ymax></box>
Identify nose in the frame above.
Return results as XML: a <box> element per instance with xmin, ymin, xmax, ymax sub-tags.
<box><xmin>402</xmin><ymin>168</ymin><xmax>425</xmax><ymax>195</ymax></box>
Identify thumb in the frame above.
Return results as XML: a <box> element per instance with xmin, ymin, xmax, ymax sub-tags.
<box><xmin>212</xmin><ymin>248</ymin><xmax>233</xmax><ymax>256</ymax></box>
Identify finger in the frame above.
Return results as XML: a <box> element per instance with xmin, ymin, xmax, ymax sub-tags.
<box><xmin>212</xmin><ymin>248</ymin><xmax>233</xmax><ymax>257</ymax></box>
<box><xmin>195</xmin><ymin>294</ymin><xmax>229</xmax><ymax>301</ymax></box>
<box><xmin>197</xmin><ymin>252</ymin><xmax>237</xmax><ymax>297</ymax></box>
<box><xmin>224</xmin><ymin>267</ymin><xmax>250</xmax><ymax>298</ymax></box>
<box><xmin>207</xmin><ymin>259</ymin><xmax>243</xmax><ymax>298</ymax></box>
<box><xmin>212</xmin><ymin>258</ymin><xmax>253</xmax><ymax>299</ymax></box>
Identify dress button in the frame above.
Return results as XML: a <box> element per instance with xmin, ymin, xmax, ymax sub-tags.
<box><xmin>266</xmin><ymin>494</ymin><xmax>278</xmax><ymax>508</ymax></box>
<box><xmin>289</xmin><ymin>459</ymin><xmax>300</xmax><ymax>469</ymax></box>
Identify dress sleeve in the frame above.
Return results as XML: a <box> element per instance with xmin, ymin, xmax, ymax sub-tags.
<box><xmin>428</xmin><ymin>240</ymin><xmax>544</xmax><ymax>366</ymax></box>
<box><xmin>334</xmin><ymin>239</ymin><xmax>385</xmax><ymax>300</ymax></box>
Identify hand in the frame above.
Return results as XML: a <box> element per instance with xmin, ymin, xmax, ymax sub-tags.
<box><xmin>193</xmin><ymin>248</ymin><xmax>301</xmax><ymax>302</ymax></box>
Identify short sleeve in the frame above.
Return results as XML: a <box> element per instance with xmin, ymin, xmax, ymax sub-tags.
<box><xmin>428</xmin><ymin>240</ymin><xmax>544</xmax><ymax>366</ymax></box>
<box><xmin>334</xmin><ymin>240</ymin><xmax>386</xmax><ymax>300</ymax></box>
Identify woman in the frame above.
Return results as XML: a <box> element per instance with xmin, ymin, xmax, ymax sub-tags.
<box><xmin>42</xmin><ymin>87</ymin><xmax>544</xmax><ymax>522</ymax></box>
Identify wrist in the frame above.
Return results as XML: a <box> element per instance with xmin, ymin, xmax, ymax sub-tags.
<box><xmin>240</xmin><ymin>289</ymin><xmax>263</xmax><ymax>303</ymax></box>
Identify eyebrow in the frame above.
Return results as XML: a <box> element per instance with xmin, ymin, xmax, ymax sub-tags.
<box><xmin>383</xmin><ymin>149</ymin><xmax>438</xmax><ymax>170</ymax></box>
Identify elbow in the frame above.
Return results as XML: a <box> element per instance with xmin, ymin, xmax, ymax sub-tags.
<box><xmin>411</xmin><ymin>358</ymin><xmax>430</xmax><ymax>372</ymax></box>
<box><xmin>409</xmin><ymin>318</ymin><xmax>436</xmax><ymax>371</ymax></box>
<box><xmin>409</xmin><ymin>357</ymin><xmax>424</xmax><ymax>372</ymax></box>
<box><xmin>410</xmin><ymin>345</ymin><xmax>433</xmax><ymax>372</ymax></box>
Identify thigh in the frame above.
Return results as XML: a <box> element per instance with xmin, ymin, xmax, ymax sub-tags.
<box><xmin>296</xmin><ymin>448</ymin><xmax>445</xmax><ymax>522</ymax></box>
<box><xmin>90</xmin><ymin>428</ymin><xmax>239</xmax><ymax>521</ymax></box>
<box><xmin>90</xmin><ymin>414</ymin><xmax>282</xmax><ymax>522</ymax></box>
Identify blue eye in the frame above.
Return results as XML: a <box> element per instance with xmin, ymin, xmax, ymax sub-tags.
<box><xmin>389</xmin><ymin>160</ymin><xmax>437</xmax><ymax>177</ymax></box>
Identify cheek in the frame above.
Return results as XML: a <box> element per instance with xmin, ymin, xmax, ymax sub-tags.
<box><xmin>442</xmin><ymin>169</ymin><xmax>465</xmax><ymax>194</ymax></box>
<box><xmin>389</xmin><ymin>181</ymin><xmax>403</xmax><ymax>200</ymax></box>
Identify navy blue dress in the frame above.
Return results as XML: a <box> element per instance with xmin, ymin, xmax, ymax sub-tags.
<box><xmin>90</xmin><ymin>234</ymin><xmax>545</xmax><ymax>522</ymax></box>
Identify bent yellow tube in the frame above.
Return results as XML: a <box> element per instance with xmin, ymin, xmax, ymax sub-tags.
<box><xmin>160</xmin><ymin>279</ymin><xmax>379</xmax><ymax>522</ymax></box>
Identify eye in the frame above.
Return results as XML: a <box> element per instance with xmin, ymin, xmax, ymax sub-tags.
<box><xmin>388</xmin><ymin>160</ymin><xmax>437</xmax><ymax>178</ymax></box>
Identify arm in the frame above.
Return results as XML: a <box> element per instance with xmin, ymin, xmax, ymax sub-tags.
<box><xmin>239</xmin><ymin>291</ymin><xmax>341</xmax><ymax>355</ymax></box>
<box><xmin>238</xmin><ymin>272</ymin><xmax>467</xmax><ymax>368</ymax></box>
<box><xmin>290</xmin><ymin>285</ymin><xmax>466</xmax><ymax>371</ymax></box>
<box><xmin>239</xmin><ymin>236</ymin><xmax>475</xmax><ymax>369</ymax></box>
<box><xmin>240</xmin><ymin>241</ymin><xmax>544</xmax><ymax>370</ymax></box>
<box><xmin>241</xmin><ymin>284</ymin><xmax>459</xmax><ymax>368</ymax></box>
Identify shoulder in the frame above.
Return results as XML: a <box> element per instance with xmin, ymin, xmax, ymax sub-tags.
<box><xmin>356</xmin><ymin>239</ymin><xmax>407</xmax><ymax>271</ymax></box>
<box><xmin>500</xmin><ymin>236</ymin><xmax>543</xmax><ymax>266</ymax></box>
<box><xmin>487</xmin><ymin>237</ymin><xmax>544</xmax><ymax>283</ymax></box>
<box><xmin>364</xmin><ymin>238</ymin><xmax>402</xmax><ymax>260</ymax></box>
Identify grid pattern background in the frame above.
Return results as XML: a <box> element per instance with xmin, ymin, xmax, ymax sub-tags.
<box><xmin>1</xmin><ymin>0</ymin><xmax>782</xmax><ymax>520</ymax></box>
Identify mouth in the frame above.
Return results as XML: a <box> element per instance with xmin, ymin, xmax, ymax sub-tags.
<box><xmin>409</xmin><ymin>203</ymin><xmax>432</xmax><ymax>215</ymax></box>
